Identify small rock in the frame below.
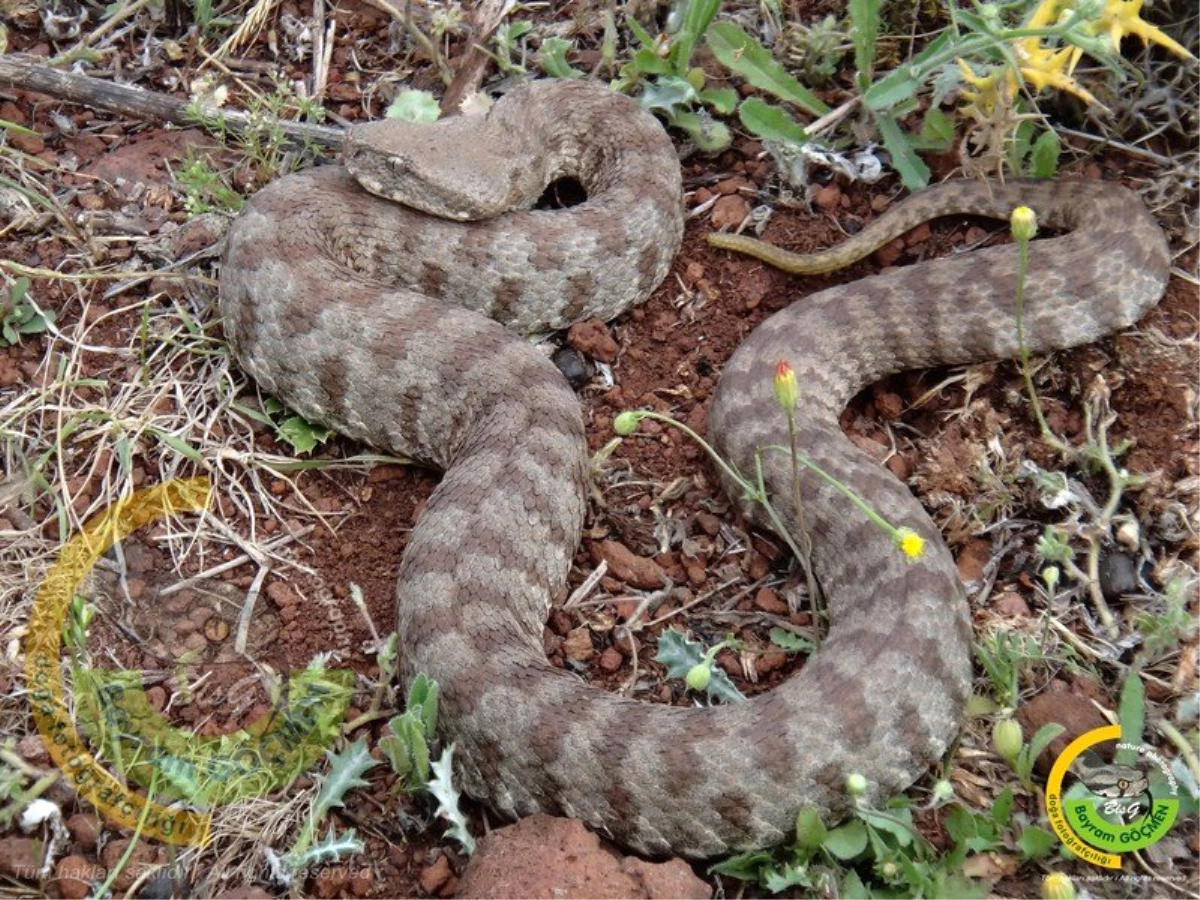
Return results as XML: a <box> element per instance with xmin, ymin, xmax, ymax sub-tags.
<box><xmin>349</xmin><ymin>866</ymin><xmax>374</xmax><ymax>897</ymax></box>
<box><xmin>620</xmin><ymin>856</ymin><xmax>711</xmax><ymax>899</ymax></box>
<box><xmin>455</xmin><ymin>814</ymin><xmax>711</xmax><ymax>899</ymax></box>
<box><xmin>874</xmin><ymin>391</ymin><xmax>904</xmax><ymax>419</ymax></box>
<box><xmin>753</xmin><ymin>587</ymin><xmax>789</xmax><ymax>616</ymax></box>
<box><xmin>814</xmin><ymin>184</ymin><xmax>841</xmax><ymax>210</ymax></box>
<box><xmin>885</xmin><ymin>453</ymin><xmax>911</xmax><ymax>481</ymax></box>
<box><xmin>9</xmin><ymin>131</ymin><xmax>45</xmax><ymax>154</ymax></box>
<box><xmin>311</xmin><ymin>864</ymin><xmax>349</xmax><ymax>899</ymax></box>
<box><xmin>419</xmin><ymin>854</ymin><xmax>453</xmax><ymax>895</ymax></box>
<box><xmin>956</xmin><ymin>538</ymin><xmax>992</xmax><ymax>584</ymax></box>
<box><xmin>562</xmin><ymin>626</ymin><xmax>595</xmax><ymax>663</ymax></box>
<box><xmin>552</xmin><ymin>346</ymin><xmax>592</xmax><ymax>388</ymax></box>
<box><xmin>694</xmin><ymin>511</ymin><xmax>720</xmax><ymax>537</ymax></box>
<box><xmin>591</xmin><ymin>541</ymin><xmax>666</xmax><ymax>590</ymax></box>
<box><xmin>567</xmin><ymin>319</ymin><xmax>619</xmax><ymax>364</ymax></box>
<box><xmin>992</xmin><ymin>591</ymin><xmax>1031</xmax><ymax>618</ymax></box>
<box><xmin>266</xmin><ymin>579</ymin><xmax>299</xmax><ymax>607</ymax></box>
<box><xmin>598</xmin><ymin>646</ymin><xmax>624</xmax><ymax>673</ymax></box>
<box><xmin>1098</xmin><ymin>551</ymin><xmax>1139</xmax><ymax>600</ymax></box>
<box><xmin>100</xmin><ymin>839</ymin><xmax>158</xmax><ymax>892</ymax></box>
<box><xmin>65</xmin><ymin>812</ymin><xmax>100</xmax><ymax>852</ymax></box>
<box><xmin>16</xmin><ymin>733</ymin><xmax>49</xmax><ymax>766</ymax></box>
<box><xmin>683</xmin><ymin>261</ymin><xmax>705</xmax><ymax>287</ymax></box>
<box><xmin>713</xmin><ymin>175</ymin><xmax>752</xmax><ymax>195</ymax></box>
<box><xmin>204</xmin><ymin>617</ymin><xmax>230</xmax><ymax>642</ymax></box>
<box><xmin>1016</xmin><ymin>689</ymin><xmax>1110</xmax><ymax>775</ymax></box>
<box><xmin>905</xmin><ymin>222</ymin><xmax>932</xmax><ymax>247</ymax></box>
<box><xmin>873</xmin><ymin>237</ymin><xmax>904</xmax><ymax>268</ymax></box>
<box><xmin>710</xmin><ymin>194</ymin><xmax>750</xmax><ymax>230</ymax></box>
<box><xmin>54</xmin><ymin>855</ymin><xmax>101</xmax><ymax>900</ymax></box>
<box><xmin>0</xmin><ymin>836</ymin><xmax>39</xmax><ymax>879</ymax></box>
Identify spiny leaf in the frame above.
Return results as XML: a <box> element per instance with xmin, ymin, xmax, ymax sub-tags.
<box><xmin>654</xmin><ymin>629</ymin><xmax>744</xmax><ymax>703</ymax></box>
<box><xmin>314</xmin><ymin>738</ymin><xmax>377</xmax><ymax>821</ymax></box>
<box><xmin>539</xmin><ymin>37</ymin><xmax>583</xmax><ymax>79</ymax></box>
<box><xmin>769</xmin><ymin>627</ymin><xmax>815</xmax><ymax>654</ymax></box>
<box><xmin>288</xmin><ymin>828</ymin><xmax>363</xmax><ymax>870</ymax></box>
<box><xmin>429</xmin><ymin>744</ymin><xmax>475</xmax><ymax>855</ymax></box>
<box><xmin>1117</xmin><ymin>673</ymin><xmax>1145</xmax><ymax>765</ymax></box>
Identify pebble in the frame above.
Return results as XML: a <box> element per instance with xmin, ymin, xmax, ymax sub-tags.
<box><xmin>590</xmin><ymin>540</ymin><xmax>666</xmax><ymax>590</ymax></box>
<box><xmin>992</xmin><ymin>590</ymin><xmax>1031</xmax><ymax>618</ymax></box>
<box><xmin>552</xmin><ymin>346</ymin><xmax>592</xmax><ymax>388</ymax></box>
<box><xmin>814</xmin><ymin>183</ymin><xmax>841</xmax><ymax>210</ymax></box>
<box><xmin>65</xmin><ymin>812</ymin><xmax>100</xmax><ymax>852</ymax></box>
<box><xmin>54</xmin><ymin>855</ymin><xmax>101</xmax><ymax>900</ymax></box>
<box><xmin>566</xmin><ymin>318</ymin><xmax>618</xmax><ymax>363</ymax></box>
<box><xmin>955</xmin><ymin>538</ymin><xmax>992</xmax><ymax>584</ymax></box>
<box><xmin>598</xmin><ymin>646</ymin><xmax>624</xmax><ymax>673</ymax></box>
<box><xmin>0</xmin><ymin>836</ymin><xmax>38</xmax><ymax>878</ymax></box>
<box><xmin>455</xmin><ymin>814</ymin><xmax>711</xmax><ymax>899</ymax></box>
<box><xmin>418</xmin><ymin>854</ymin><xmax>453</xmax><ymax>895</ymax></box>
<box><xmin>562</xmin><ymin>626</ymin><xmax>595</xmax><ymax>663</ymax></box>
<box><xmin>1098</xmin><ymin>550</ymin><xmax>1139</xmax><ymax>600</ymax></box>
<box><xmin>753</xmin><ymin>587</ymin><xmax>789</xmax><ymax>616</ymax></box>
<box><xmin>710</xmin><ymin>194</ymin><xmax>750</xmax><ymax>229</ymax></box>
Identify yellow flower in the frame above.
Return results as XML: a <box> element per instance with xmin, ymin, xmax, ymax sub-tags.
<box><xmin>956</xmin><ymin>59</ymin><xmax>1009</xmax><ymax>120</ymax></box>
<box><xmin>1089</xmin><ymin>0</ymin><xmax>1195</xmax><ymax>60</ymax></box>
<box><xmin>1014</xmin><ymin>39</ymin><xmax>1099</xmax><ymax>105</ymax></box>
<box><xmin>895</xmin><ymin>527</ymin><xmax>926</xmax><ymax>559</ymax></box>
<box><xmin>1011</xmin><ymin>206</ymin><xmax>1039</xmax><ymax>242</ymax></box>
<box><xmin>773</xmin><ymin>360</ymin><xmax>798</xmax><ymax>413</ymax></box>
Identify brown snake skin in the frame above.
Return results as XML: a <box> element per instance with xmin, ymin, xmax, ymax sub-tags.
<box><xmin>218</xmin><ymin>79</ymin><xmax>1171</xmax><ymax>857</ymax></box>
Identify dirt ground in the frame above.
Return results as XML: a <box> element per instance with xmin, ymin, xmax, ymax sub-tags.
<box><xmin>0</xmin><ymin>1</ymin><xmax>1197</xmax><ymax>899</ymax></box>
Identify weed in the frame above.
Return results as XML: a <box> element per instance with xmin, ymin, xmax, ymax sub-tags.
<box><xmin>0</xmin><ymin>276</ymin><xmax>53</xmax><ymax>347</ymax></box>
<box><xmin>174</xmin><ymin>153</ymin><xmax>245</xmax><ymax>216</ymax></box>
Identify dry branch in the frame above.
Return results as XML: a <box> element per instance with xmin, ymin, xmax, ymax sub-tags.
<box><xmin>0</xmin><ymin>55</ymin><xmax>344</xmax><ymax>148</ymax></box>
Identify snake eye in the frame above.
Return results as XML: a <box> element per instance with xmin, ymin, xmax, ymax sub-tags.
<box><xmin>1118</xmin><ymin>779</ymin><xmax>1129</xmax><ymax>789</ymax></box>
<box><xmin>389</xmin><ymin>157</ymin><xmax>409</xmax><ymax>174</ymax></box>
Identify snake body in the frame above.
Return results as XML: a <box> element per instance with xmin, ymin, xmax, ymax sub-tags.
<box><xmin>218</xmin><ymin>79</ymin><xmax>1170</xmax><ymax>857</ymax></box>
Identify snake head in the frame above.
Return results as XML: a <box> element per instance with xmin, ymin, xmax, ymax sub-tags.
<box><xmin>342</xmin><ymin>117</ymin><xmax>548</xmax><ymax>221</ymax></box>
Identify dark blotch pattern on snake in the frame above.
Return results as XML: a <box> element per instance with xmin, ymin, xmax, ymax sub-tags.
<box><xmin>218</xmin><ymin>79</ymin><xmax>1170</xmax><ymax>857</ymax></box>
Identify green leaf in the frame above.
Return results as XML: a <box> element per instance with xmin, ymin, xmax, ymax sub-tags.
<box><xmin>668</xmin><ymin>109</ymin><xmax>732</xmax><ymax>152</ymax></box>
<box><xmin>841</xmin><ymin>869</ymin><xmax>870</xmax><ymax>899</ymax></box>
<box><xmin>737</xmin><ymin>97</ymin><xmax>809</xmax><ymax>146</ymax></box>
<box><xmin>770</xmin><ymin>627</ymin><xmax>815</xmax><ymax>654</ymax></box>
<box><xmin>277</xmin><ymin>415</ymin><xmax>332</xmax><ymax>454</ymax></box>
<box><xmin>632</xmin><ymin>47</ymin><xmax>671</xmax><ymax>75</ymax></box>
<box><xmin>848</xmin><ymin>0</ymin><xmax>880</xmax><ymax>90</ymax></box>
<box><xmin>858</xmin><ymin>806</ymin><xmax>915</xmax><ymax>846</ymax></box>
<box><xmin>699</xmin><ymin>86</ymin><xmax>738</xmax><ymax>114</ymax></box>
<box><xmin>874</xmin><ymin>112</ymin><xmax>930</xmax><ymax>190</ymax></box>
<box><xmin>314</xmin><ymin>738</ymin><xmax>378</xmax><ymax>821</ymax></box>
<box><xmin>539</xmin><ymin>37</ymin><xmax>584</xmax><ymax>79</ymax></box>
<box><xmin>822</xmin><ymin>819</ymin><xmax>868</xmax><ymax>860</ymax></box>
<box><xmin>1016</xmin><ymin>825</ymin><xmax>1057</xmax><ymax>860</ymax></box>
<box><xmin>763</xmin><ymin>864</ymin><xmax>811</xmax><ymax>892</ymax></box>
<box><xmin>707</xmin><ymin>22</ymin><xmax>830</xmax><ymax>116</ymax></box>
<box><xmin>914</xmin><ymin>107</ymin><xmax>954</xmax><ymax>151</ymax></box>
<box><xmin>1027</xmin><ymin>722</ymin><xmax>1066</xmax><ymax>767</ymax></box>
<box><xmin>385</xmin><ymin>89</ymin><xmax>440</xmax><ymax>123</ymax></box>
<box><xmin>1117</xmin><ymin>673</ymin><xmax>1145</xmax><ymax>765</ymax></box>
<box><xmin>149</xmin><ymin>428</ymin><xmax>206</xmax><ymax>464</ymax></box>
<box><xmin>640</xmin><ymin>75</ymin><xmax>698</xmax><ymax>114</ymax></box>
<box><xmin>708</xmin><ymin>850</ymin><xmax>774</xmax><ymax>880</ymax></box>
<box><xmin>653</xmin><ymin>629</ymin><xmax>744</xmax><ymax>702</ymax></box>
<box><xmin>991</xmin><ymin>787</ymin><xmax>1014</xmax><ymax>826</ymax></box>
<box><xmin>669</xmin><ymin>0</ymin><xmax>722</xmax><ymax>71</ymax></box>
<box><xmin>626</xmin><ymin>16</ymin><xmax>657</xmax><ymax>52</ymax></box>
<box><xmin>1028</xmin><ymin>128</ymin><xmax>1061</xmax><ymax>179</ymax></box>
<box><xmin>794</xmin><ymin>806</ymin><xmax>827</xmax><ymax>851</ymax></box>
<box><xmin>863</xmin><ymin>30</ymin><xmax>954</xmax><ymax>111</ymax></box>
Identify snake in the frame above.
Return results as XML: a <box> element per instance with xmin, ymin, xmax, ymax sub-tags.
<box><xmin>217</xmin><ymin>78</ymin><xmax>1171</xmax><ymax>857</ymax></box>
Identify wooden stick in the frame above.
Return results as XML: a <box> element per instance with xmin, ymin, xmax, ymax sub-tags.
<box><xmin>0</xmin><ymin>55</ymin><xmax>344</xmax><ymax>148</ymax></box>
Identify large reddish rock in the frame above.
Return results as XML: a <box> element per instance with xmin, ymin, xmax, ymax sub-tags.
<box><xmin>455</xmin><ymin>814</ymin><xmax>711</xmax><ymax>899</ymax></box>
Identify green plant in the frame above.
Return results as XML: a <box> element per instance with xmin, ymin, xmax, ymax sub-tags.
<box><xmin>654</xmin><ymin>629</ymin><xmax>745</xmax><ymax>702</ymax></box>
<box><xmin>974</xmin><ymin>627</ymin><xmax>1046</xmax><ymax>708</ymax></box>
<box><xmin>175</xmin><ymin>153</ymin><xmax>245</xmax><ymax>215</ymax></box>
<box><xmin>712</xmin><ymin>776</ymin><xmax>1055</xmax><ymax>896</ymax></box>
<box><xmin>1</xmin><ymin>277</ymin><xmax>53</xmax><ymax>347</ymax></box>
<box><xmin>379</xmin><ymin>672</ymin><xmax>440</xmax><ymax>793</ymax></box>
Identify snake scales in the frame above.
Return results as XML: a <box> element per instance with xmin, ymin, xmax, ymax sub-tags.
<box><xmin>218</xmin><ymin>79</ymin><xmax>1171</xmax><ymax>857</ymax></box>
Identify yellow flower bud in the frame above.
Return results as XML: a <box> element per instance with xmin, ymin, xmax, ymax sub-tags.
<box><xmin>1011</xmin><ymin>206</ymin><xmax>1039</xmax><ymax>242</ymax></box>
<box><xmin>773</xmin><ymin>360</ymin><xmax>798</xmax><ymax>413</ymax></box>
<box><xmin>993</xmin><ymin>717</ymin><xmax>1024</xmax><ymax>761</ymax></box>
<box><xmin>845</xmin><ymin>772</ymin><xmax>868</xmax><ymax>797</ymax></box>
<box><xmin>1042</xmin><ymin>872</ymin><xmax>1076</xmax><ymax>900</ymax></box>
